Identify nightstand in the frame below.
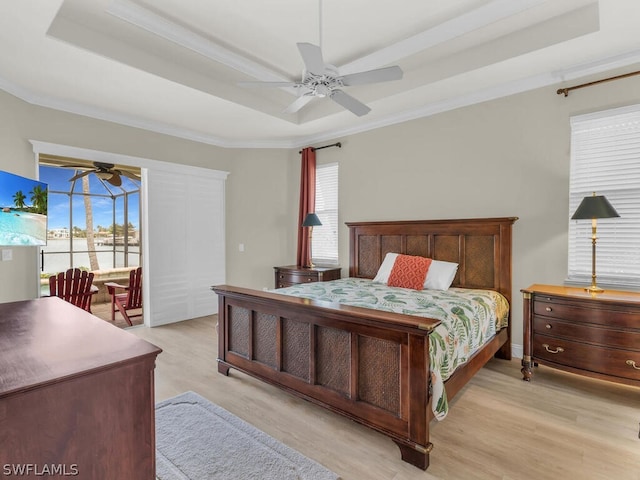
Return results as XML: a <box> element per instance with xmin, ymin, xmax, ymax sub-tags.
<box><xmin>274</xmin><ymin>265</ymin><xmax>341</xmax><ymax>289</ymax></box>
<box><xmin>521</xmin><ymin>284</ymin><xmax>640</xmax><ymax>387</ymax></box>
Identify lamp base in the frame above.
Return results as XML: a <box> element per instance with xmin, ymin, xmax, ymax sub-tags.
<box><xmin>584</xmin><ymin>285</ymin><xmax>604</xmax><ymax>294</ymax></box>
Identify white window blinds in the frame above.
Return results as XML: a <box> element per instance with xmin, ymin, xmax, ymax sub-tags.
<box><xmin>313</xmin><ymin>163</ymin><xmax>339</xmax><ymax>265</ymax></box>
<box><xmin>568</xmin><ymin>104</ymin><xmax>640</xmax><ymax>287</ymax></box>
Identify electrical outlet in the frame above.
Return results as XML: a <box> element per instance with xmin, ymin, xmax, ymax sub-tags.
<box><xmin>2</xmin><ymin>249</ymin><xmax>13</xmax><ymax>261</ymax></box>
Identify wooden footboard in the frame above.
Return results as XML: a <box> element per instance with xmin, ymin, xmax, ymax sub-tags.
<box><xmin>213</xmin><ymin>285</ymin><xmax>440</xmax><ymax>469</ymax></box>
<box><xmin>212</xmin><ymin>217</ymin><xmax>516</xmax><ymax>469</ymax></box>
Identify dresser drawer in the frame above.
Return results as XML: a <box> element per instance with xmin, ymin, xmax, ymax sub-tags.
<box><xmin>534</xmin><ymin>297</ymin><xmax>640</xmax><ymax>329</ymax></box>
<box><xmin>533</xmin><ymin>333</ymin><xmax>640</xmax><ymax>381</ymax></box>
<box><xmin>532</xmin><ymin>316</ymin><xmax>640</xmax><ymax>350</ymax></box>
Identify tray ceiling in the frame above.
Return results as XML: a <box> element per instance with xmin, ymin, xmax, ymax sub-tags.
<box><xmin>1</xmin><ymin>0</ymin><xmax>639</xmax><ymax>148</ymax></box>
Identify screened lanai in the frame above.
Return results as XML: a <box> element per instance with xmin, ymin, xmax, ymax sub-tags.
<box><xmin>39</xmin><ymin>155</ymin><xmax>142</xmax><ymax>326</ymax></box>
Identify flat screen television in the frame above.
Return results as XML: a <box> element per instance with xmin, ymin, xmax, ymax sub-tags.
<box><xmin>0</xmin><ymin>169</ymin><xmax>48</xmax><ymax>246</ymax></box>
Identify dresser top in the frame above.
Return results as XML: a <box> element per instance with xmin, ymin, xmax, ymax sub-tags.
<box><xmin>0</xmin><ymin>297</ymin><xmax>162</xmax><ymax>397</ymax></box>
<box><xmin>522</xmin><ymin>283</ymin><xmax>640</xmax><ymax>305</ymax></box>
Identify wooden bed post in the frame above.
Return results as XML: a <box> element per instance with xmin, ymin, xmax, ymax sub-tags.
<box><xmin>393</xmin><ymin>332</ymin><xmax>431</xmax><ymax>469</ymax></box>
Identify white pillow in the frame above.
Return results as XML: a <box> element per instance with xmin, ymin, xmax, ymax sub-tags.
<box><xmin>423</xmin><ymin>259</ymin><xmax>458</xmax><ymax>291</ymax></box>
<box><xmin>372</xmin><ymin>252</ymin><xmax>458</xmax><ymax>291</ymax></box>
<box><xmin>372</xmin><ymin>252</ymin><xmax>399</xmax><ymax>284</ymax></box>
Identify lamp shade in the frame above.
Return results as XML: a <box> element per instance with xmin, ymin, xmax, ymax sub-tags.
<box><xmin>571</xmin><ymin>194</ymin><xmax>620</xmax><ymax>220</ymax></box>
<box><xmin>302</xmin><ymin>212</ymin><xmax>322</xmax><ymax>227</ymax></box>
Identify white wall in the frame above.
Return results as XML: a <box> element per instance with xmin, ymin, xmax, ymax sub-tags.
<box><xmin>2</xmin><ymin>65</ymin><xmax>640</xmax><ymax>344</ymax></box>
<box><xmin>305</xmin><ymin>68</ymin><xmax>640</xmax><ymax>355</ymax></box>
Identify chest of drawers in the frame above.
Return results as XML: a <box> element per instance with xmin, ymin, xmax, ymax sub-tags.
<box><xmin>521</xmin><ymin>284</ymin><xmax>640</xmax><ymax>387</ymax></box>
<box><xmin>274</xmin><ymin>265</ymin><xmax>341</xmax><ymax>288</ymax></box>
<box><xmin>0</xmin><ymin>297</ymin><xmax>162</xmax><ymax>479</ymax></box>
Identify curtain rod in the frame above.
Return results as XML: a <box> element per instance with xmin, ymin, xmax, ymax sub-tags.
<box><xmin>299</xmin><ymin>142</ymin><xmax>342</xmax><ymax>154</ymax></box>
<box><xmin>557</xmin><ymin>69</ymin><xmax>640</xmax><ymax>97</ymax></box>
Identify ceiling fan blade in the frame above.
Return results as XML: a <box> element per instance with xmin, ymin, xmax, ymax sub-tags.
<box><xmin>68</xmin><ymin>170</ymin><xmax>94</xmax><ymax>182</ymax></box>
<box><xmin>283</xmin><ymin>95</ymin><xmax>314</xmax><ymax>114</ymax></box>
<box><xmin>119</xmin><ymin>170</ymin><xmax>141</xmax><ymax>182</ymax></box>
<box><xmin>297</xmin><ymin>43</ymin><xmax>325</xmax><ymax>74</ymax></box>
<box><xmin>238</xmin><ymin>81</ymin><xmax>300</xmax><ymax>88</ymax></box>
<box><xmin>330</xmin><ymin>90</ymin><xmax>371</xmax><ymax>117</ymax></box>
<box><xmin>106</xmin><ymin>173</ymin><xmax>122</xmax><ymax>187</ymax></box>
<box><xmin>340</xmin><ymin>66</ymin><xmax>403</xmax><ymax>86</ymax></box>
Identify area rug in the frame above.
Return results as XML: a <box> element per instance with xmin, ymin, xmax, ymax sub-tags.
<box><xmin>155</xmin><ymin>391</ymin><xmax>340</xmax><ymax>480</ymax></box>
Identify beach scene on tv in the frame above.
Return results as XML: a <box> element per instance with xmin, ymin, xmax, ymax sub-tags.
<box><xmin>0</xmin><ymin>170</ymin><xmax>48</xmax><ymax>246</ymax></box>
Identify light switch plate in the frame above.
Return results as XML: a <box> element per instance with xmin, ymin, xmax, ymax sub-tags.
<box><xmin>2</xmin><ymin>249</ymin><xmax>13</xmax><ymax>261</ymax></box>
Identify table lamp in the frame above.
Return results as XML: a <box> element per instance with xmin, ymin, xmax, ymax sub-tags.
<box><xmin>571</xmin><ymin>192</ymin><xmax>620</xmax><ymax>293</ymax></box>
<box><xmin>302</xmin><ymin>213</ymin><xmax>322</xmax><ymax>268</ymax></box>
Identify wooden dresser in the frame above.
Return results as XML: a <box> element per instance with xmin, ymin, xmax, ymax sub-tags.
<box><xmin>274</xmin><ymin>265</ymin><xmax>341</xmax><ymax>288</ymax></box>
<box><xmin>0</xmin><ymin>297</ymin><xmax>162</xmax><ymax>479</ymax></box>
<box><xmin>521</xmin><ymin>284</ymin><xmax>640</xmax><ymax>387</ymax></box>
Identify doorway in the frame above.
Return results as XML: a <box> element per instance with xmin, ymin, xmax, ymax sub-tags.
<box><xmin>38</xmin><ymin>154</ymin><xmax>143</xmax><ymax>327</ymax></box>
<box><xmin>32</xmin><ymin>140</ymin><xmax>227</xmax><ymax>327</ymax></box>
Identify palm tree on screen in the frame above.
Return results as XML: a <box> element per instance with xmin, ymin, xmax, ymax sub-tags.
<box><xmin>29</xmin><ymin>185</ymin><xmax>47</xmax><ymax>215</ymax></box>
<box><xmin>12</xmin><ymin>190</ymin><xmax>26</xmax><ymax>209</ymax></box>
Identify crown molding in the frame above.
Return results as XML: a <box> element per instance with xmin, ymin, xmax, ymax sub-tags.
<box><xmin>30</xmin><ymin>140</ymin><xmax>229</xmax><ymax>179</ymax></box>
<box><xmin>289</xmin><ymin>48</ymin><xmax>640</xmax><ymax>149</ymax></box>
<box><xmin>340</xmin><ymin>0</ymin><xmax>544</xmax><ymax>75</ymax></box>
<box><xmin>106</xmin><ymin>0</ymin><xmax>291</xmax><ymax>86</ymax></box>
<box><xmin>4</xmin><ymin>48</ymin><xmax>640</xmax><ymax>150</ymax></box>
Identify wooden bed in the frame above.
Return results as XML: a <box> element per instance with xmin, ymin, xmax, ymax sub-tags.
<box><xmin>212</xmin><ymin>217</ymin><xmax>517</xmax><ymax>469</ymax></box>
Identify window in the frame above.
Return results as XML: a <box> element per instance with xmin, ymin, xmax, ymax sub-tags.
<box><xmin>313</xmin><ymin>163</ymin><xmax>339</xmax><ymax>265</ymax></box>
<box><xmin>568</xmin><ymin>104</ymin><xmax>640</xmax><ymax>287</ymax></box>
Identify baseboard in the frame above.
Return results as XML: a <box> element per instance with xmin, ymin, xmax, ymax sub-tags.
<box><xmin>511</xmin><ymin>343</ymin><xmax>523</xmax><ymax>359</ymax></box>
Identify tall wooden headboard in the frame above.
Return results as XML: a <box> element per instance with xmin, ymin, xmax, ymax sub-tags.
<box><xmin>347</xmin><ymin>217</ymin><xmax>517</xmax><ymax>304</ymax></box>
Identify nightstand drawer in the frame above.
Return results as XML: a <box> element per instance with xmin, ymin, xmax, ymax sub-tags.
<box><xmin>534</xmin><ymin>298</ymin><xmax>640</xmax><ymax>329</ymax></box>
<box><xmin>278</xmin><ymin>272</ymin><xmax>316</xmax><ymax>284</ymax></box>
<box><xmin>533</xmin><ymin>316</ymin><xmax>640</xmax><ymax>349</ymax></box>
<box><xmin>534</xmin><ymin>333</ymin><xmax>640</xmax><ymax>381</ymax></box>
<box><xmin>274</xmin><ymin>265</ymin><xmax>341</xmax><ymax>289</ymax></box>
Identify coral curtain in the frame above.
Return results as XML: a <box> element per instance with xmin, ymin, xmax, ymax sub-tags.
<box><xmin>296</xmin><ymin>147</ymin><xmax>316</xmax><ymax>267</ymax></box>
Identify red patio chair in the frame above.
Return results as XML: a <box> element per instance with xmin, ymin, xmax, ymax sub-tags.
<box><xmin>49</xmin><ymin>268</ymin><xmax>97</xmax><ymax>313</ymax></box>
<box><xmin>105</xmin><ymin>267</ymin><xmax>143</xmax><ymax>326</ymax></box>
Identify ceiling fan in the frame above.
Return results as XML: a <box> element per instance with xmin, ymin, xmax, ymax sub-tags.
<box><xmin>66</xmin><ymin>162</ymin><xmax>140</xmax><ymax>187</ymax></box>
<box><xmin>239</xmin><ymin>0</ymin><xmax>402</xmax><ymax>117</ymax></box>
<box><xmin>241</xmin><ymin>43</ymin><xmax>402</xmax><ymax>117</ymax></box>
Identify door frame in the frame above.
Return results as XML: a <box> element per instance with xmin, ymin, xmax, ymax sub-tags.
<box><xmin>30</xmin><ymin>140</ymin><xmax>228</xmax><ymax>326</ymax></box>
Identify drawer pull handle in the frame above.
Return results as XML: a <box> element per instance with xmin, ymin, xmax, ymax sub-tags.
<box><xmin>545</xmin><ymin>324</ymin><xmax>552</xmax><ymax>329</ymax></box>
<box><xmin>626</xmin><ymin>360</ymin><xmax>640</xmax><ymax>370</ymax></box>
<box><xmin>545</xmin><ymin>307</ymin><xmax>552</xmax><ymax>312</ymax></box>
<box><xmin>542</xmin><ymin>343</ymin><xmax>564</xmax><ymax>354</ymax></box>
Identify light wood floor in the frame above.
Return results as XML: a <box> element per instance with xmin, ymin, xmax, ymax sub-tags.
<box><xmin>131</xmin><ymin>315</ymin><xmax>640</xmax><ymax>480</ymax></box>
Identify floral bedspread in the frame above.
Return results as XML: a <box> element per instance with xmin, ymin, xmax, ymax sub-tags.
<box><xmin>272</xmin><ymin>278</ymin><xmax>509</xmax><ymax>420</ymax></box>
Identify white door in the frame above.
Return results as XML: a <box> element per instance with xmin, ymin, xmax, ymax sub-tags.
<box><xmin>145</xmin><ymin>166</ymin><xmax>226</xmax><ymax>326</ymax></box>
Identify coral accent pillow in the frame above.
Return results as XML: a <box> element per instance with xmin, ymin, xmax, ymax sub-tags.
<box><xmin>387</xmin><ymin>255</ymin><xmax>433</xmax><ymax>290</ymax></box>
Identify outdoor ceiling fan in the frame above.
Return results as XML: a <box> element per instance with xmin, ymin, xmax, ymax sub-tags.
<box><xmin>66</xmin><ymin>162</ymin><xmax>140</xmax><ymax>187</ymax></box>
<box><xmin>239</xmin><ymin>1</ymin><xmax>403</xmax><ymax>116</ymax></box>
